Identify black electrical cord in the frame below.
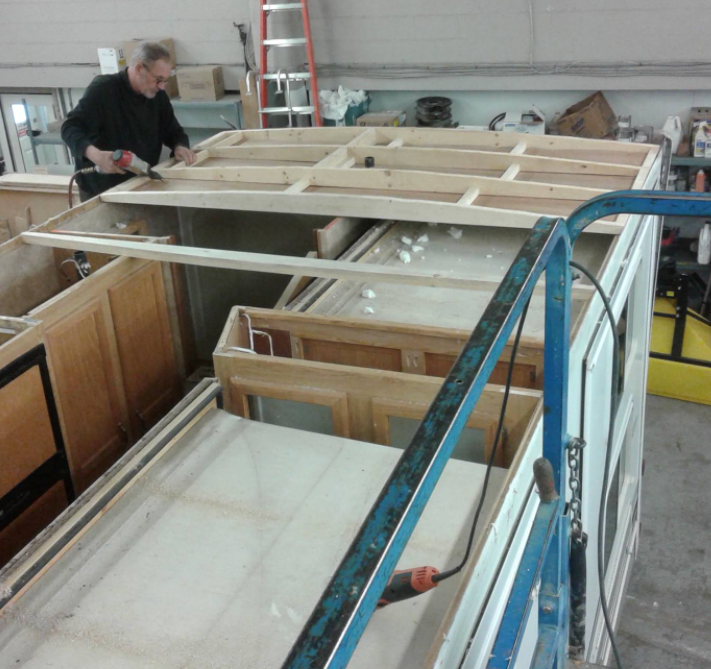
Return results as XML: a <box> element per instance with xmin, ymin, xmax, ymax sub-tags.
<box><xmin>488</xmin><ymin>112</ymin><xmax>506</xmax><ymax>131</ymax></box>
<box><xmin>433</xmin><ymin>297</ymin><xmax>531</xmax><ymax>584</ymax></box>
<box><xmin>570</xmin><ymin>260</ymin><xmax>624</xmax><ymax>669</ymax></box>
<box><xmin>68</xmin><ymin>166</ymin><xmax>96</xmax><ymax>209</ymax></box>
<box><xmin>68</xmin><ymin>172</ymin><xmax>79</xmax><ymax>209</ymax></box>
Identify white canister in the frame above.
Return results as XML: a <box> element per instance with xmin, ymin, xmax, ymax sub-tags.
<box><xmin>662</xmin><ymin>115</ymin><xmax>682</xmax><ymax>154</ymax></box>
<box><xmin>699</xmin><ymin>222</ymin><xmax>711</xmax><ymax>265</ymax></box>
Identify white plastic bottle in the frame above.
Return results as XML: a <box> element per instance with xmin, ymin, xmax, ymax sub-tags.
<box><xmin>699</xmin><ymin>222</ymin><xmax>711</xmax><ymax>265</ymax></box>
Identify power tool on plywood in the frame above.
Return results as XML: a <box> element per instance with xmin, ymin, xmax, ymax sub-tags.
<box><xmin>377</xmin><ymin>566</ymin><xmax>441</xmax><ymax>607</ymax></box>
<box><xmin>68</xmin><ymin>150</ymin><xmax>163</xmax><ymax>208</ymax></box>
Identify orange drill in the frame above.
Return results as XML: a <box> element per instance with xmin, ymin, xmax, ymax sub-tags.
<box><xmin>377</xmin><ymin>566</ymin><xmax>440</xmax><ymax>608</ymax></box>
<box><xmin>112</xmin><ymin>150</ymin><xmax>163</xmax><ymax>180</ymax></box>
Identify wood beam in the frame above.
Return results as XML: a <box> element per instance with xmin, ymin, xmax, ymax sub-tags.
<box><xmin>21</xmin><ymin>231</ymin><xmax>594</xmax><ymax>298</ymax></box>
<box><xmin>233</xmin><ymin>126</ymin><xmax>652</xmax><ymax>155</ymax></box>
<box><xmin>158</xmin><ymin>164</ymin><xmax>608</xmax><ymax>201</ymax></box>
<box><xmin>99</xmin><ymin>188</ymin><xmax>622</xmax><ymax>234</ymax></box>
<box><xmin>202</xmin><ymin>144</ymin><xmax>641</xmax><ymax>177</ymax></box>
<box><xmin>458</xmin><ymin>187</ymin><xmax>480</xmax><ymax>206</ymax></box>
<box><xmin>501</xmin><ymin>164</ymin><xmax>521</xmax><ymax>181</ymax></box>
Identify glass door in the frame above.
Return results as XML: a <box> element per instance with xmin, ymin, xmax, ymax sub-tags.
<box><xmin>0</xmin><ymin>93</ymin><xmax>71</xmax><ymax>173</ymax></box>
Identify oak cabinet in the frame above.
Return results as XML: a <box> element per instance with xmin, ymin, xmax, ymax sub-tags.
<box><xmin>44</xmin><ymin>298</ymin><xmax>129</xmax><ymax>493</ymax></box>
<box><xmin>109</xmin><ymin>263</ymin><xmax>181</xmax><ymax>436</ymax></box>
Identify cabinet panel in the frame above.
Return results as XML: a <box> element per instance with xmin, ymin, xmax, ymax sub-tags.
<box><xmin>425</xmin><ymin>352</ymin><xmax>537</xmax><ymax>388</ymax></box>
<box><xmin>45</xmin><ymin>299</ymin><xmax>128</xmax><ymax>493</ymax></box>
<box><xmin>0</xmin><ymin>482</ymin><xmax>67</xmax><ymax>568</ymax></box>
<box><xmin>109</xmin><ymin>263</ymin><xmax>180</xmax><ymax>436</ymax></box>
<box><xmin>0</xmin><ymin>365</ymin><xmax>56</xmax><ymax>497</ymax></box>
<box><xmin>302</xmin><ymin>338</ymin><xmax>402</xmax><ymax>371</ymax></box>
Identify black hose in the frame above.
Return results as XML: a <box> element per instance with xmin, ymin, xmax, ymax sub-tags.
<box><xmin>68</xmin><ymin>173</ymin><xmax>78</xmax><ymax>209</ymax></box>
<box><xmin>489</xmin><ymin>112</ymin><xmax>506</xmax><ymax>131</ymax></box>
<box><xmin>570</xmin><ymin>260</ymin><xmax>624</xmax><ymax>669</ymax></box>
<box><xmin>68</xmin><ymin>167</ymin><xmax>94</xmax><ymax>209</ymax></box>
<box><xmin>433</xmin><ymin>297</ymin><xmax>531</xmax><ymax>584</ymax></box>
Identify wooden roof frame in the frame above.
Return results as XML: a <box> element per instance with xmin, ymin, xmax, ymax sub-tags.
<box><xmin>98</xmin><ymin>127</ymin><xmax>659</xmax><ymax>236</ymax></box>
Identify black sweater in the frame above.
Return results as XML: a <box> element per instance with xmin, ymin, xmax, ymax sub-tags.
<box><xmin>61</xmin><ymin>69</ymin><xmax>189</xmax><ymax>195</ymax></box>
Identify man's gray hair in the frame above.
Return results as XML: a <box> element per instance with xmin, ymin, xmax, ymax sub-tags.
<box><xmin>129</xmin><ymin>41</ymin><xmax>171</xmax><ymax>67</ymax></box>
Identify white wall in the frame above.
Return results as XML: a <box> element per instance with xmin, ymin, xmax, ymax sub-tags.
<box><xmin>1</xmin><ymin>0</ymin><xmax>711</xmax><ymax>91</ymax></box>
<box><xmin>0</xmin><ymin>0</ymin><xmax>252</xmax><ymax>89</ymax></box>
<box><xmin>309</xmin><ymin>0</ymin><xmax>711</xmax><ymax>91</ymax></box>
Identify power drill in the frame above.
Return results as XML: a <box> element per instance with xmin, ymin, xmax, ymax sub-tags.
<box><xmin>377</xmin><ymin>566</ymin><xmax>440</xmax><ymax>608</ymax></box>
<box><xmin>69</xmin><ymin>150</ymin><xmax>162</xmax><ymax>208</ymax></box>
<box><xmin>111</xmin><ymin>150</ymin><xmax>163</xmax><ymax>179</ymax></box>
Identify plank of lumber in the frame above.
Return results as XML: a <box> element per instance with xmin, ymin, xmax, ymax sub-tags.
<box><xmin>192</xmin><ymin>130</ymin><xmax>234</xmax><ymax>151</ymax></box>
<box><xmin>458</xmin><ymin>187</ymin><xmax>480</xmax><ymax>206</ymax></box>
<box><xmin>206</xmin><ymin>145</ymin><xmax>641</xmax><ymax>177</ymax></box>
<box><xmin>238</xmin><ymin>78</ymin><xmax>260</xmax><ymax>130</ymax></box>
<box><xmin>234</xmin><ymin>126</ymin><xmax>653</xmax><ymax>156</ymax></box>
<box><xmin>99</xmin><ymin>188</ymin><xmax>622</xmax><ymax>234</ymax></box>
<box><xmin>312</xmin><ymin>147</ymin><xmax>356</xmax><ymax>169</ymax></box>
<box><xmin>346</xmin><ymin>129</ymin><xmax>380</xmax><ymax>147</ymax></box>
<box><xmin>22</xmin><ymin>231</ymin><xmax>594</xmax><ymax>298</ymax></box>
<box><xmin>316</xmin><ymin>217</ymin><xmax>372</xmax><ymax>260</ymax></box>
<box><xmin>158</xmin><ymin>164</ymin><xmax>609</xmax><ymax>202</ymax></box>
<box><xmin>273</xmin><ymin>251</ymin><xmax>318</xmax><ymax>309</ymax></box>
<box><xmin>501</xmin><ymin>164</ymin><xmax>521</xmax><ymax>181</ymax></box>
<box><xmin>284</xmin><ymin>178</ymin><xmax>311</xmax><ymax>194</ymax></box>
<box><xmin>20</xmin><ymin>231</ymin><xmax>532</xmax><ymax>292</ymax></box>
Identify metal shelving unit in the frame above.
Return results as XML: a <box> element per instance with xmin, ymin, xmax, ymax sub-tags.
<box><xmin>670</xmin><ymin>156</ymin><xmax>711</xmax><ymax>168</ymax></box>
<box><xmin>170</xmin><ymin>94</ymin><xmax>243</xmax><ymax>147</ymax></box>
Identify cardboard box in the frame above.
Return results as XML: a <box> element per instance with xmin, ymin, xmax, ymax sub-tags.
<box><xmin>556</xmin><ymin>92</ymin><xmax>617</xmax><ymax>139</ymax></box>
<box><xmin>161</xmin><ymin>74</ymin><xmax>178</xmax><ymax>99</ymax></box>
<box><xmin>356</xmin><ymin>111</ymin><xmax>406</xmax><ymax>127</ymax></box>
<box><xmin>177</xmin><ymin>66</ymin><xmax>225</xmax><ymax>102</ymax></box>
<box><xmin>123</xmin><ymin>38</ymin><xmax>176</xmax><ymax>68</ymax></box>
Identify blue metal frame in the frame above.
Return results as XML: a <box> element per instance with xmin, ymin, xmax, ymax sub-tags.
<box><xmin>489</xmin><ymin>190</ymin><xmax>711</xmax><ymax>669</ymax></box>
<box><xmin>281</xmin><ymin>190</ymin><xmax>711</xmax><ymax>669</ymax></box>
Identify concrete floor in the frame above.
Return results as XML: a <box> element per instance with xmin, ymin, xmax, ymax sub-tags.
<box><xmin>616</xmin><ymin>394</ymin><xmax>711</xmax><ymax>668</ymax></box>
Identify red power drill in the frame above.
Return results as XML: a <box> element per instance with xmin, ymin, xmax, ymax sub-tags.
<box><xmin>377</xmin><ymin>566</ymin><xmax>440</xmax><ymax>608</ymax></box>
<box><xmin>69</xmin><ymin>150</ymin><xmax>162</xmax><ymax>208</ymax></box>
<box><xmin>111</xmin><ymin>150</ymin><xmax>163</xmax><ymax>180</ymax></box>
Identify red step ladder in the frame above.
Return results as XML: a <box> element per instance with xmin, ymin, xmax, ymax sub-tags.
<box><xmin>258</xmin><ymin>1</ymin><xmax>322</xmax><ymax>128</ymax></box>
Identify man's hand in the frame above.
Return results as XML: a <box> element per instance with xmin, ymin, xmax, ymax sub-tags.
<box><xmin>175</xmin><ymin>145</ymin><xmax>198</xmax><ymax>166</ymax></box>
<box><xmin>84</xmin><ymin>145</ymin><xmax>126</xmax><ymax>174</ymax></box>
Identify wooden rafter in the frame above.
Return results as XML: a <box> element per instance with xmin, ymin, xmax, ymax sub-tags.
<box><xmin>21</xmin><ymin>231</ymin><xmax>594</xmax><ymax>298</ymax></box>
<box><xmin>100</xmin><ymin>189</ymin><xmax>622</xmax><ymax>234</ymax></box>
<box><xmin>128</xmin><ymin>126</ymin><xmax>660</xmax><ymax>235</ymax></box>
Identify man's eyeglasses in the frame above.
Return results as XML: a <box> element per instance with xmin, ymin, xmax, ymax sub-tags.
<box><xmin>143</xmin><ymin>64</ymin><xmax>169</xmax><ymax>85</ymax></box>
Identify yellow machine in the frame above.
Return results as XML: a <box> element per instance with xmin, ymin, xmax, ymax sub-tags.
<box><xmin>648</xmin><ymin>282</ymin><xmax>711</xmax><ymax>406</ymax></box>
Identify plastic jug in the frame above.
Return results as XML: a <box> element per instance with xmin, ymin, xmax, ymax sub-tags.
<box><xmin>699</xmin><ymin>222</ymin><xmax>711</xmax><ymax>265</ymax></box>
<box><xmin>662</xmin><ymin>115</ymin><xmax>682</xmax><ymax>154</ymax></box>
<box><xmin>694</xmin><ymin>123</ymin><xmax>711</xmax><ymax>157</ymax></box>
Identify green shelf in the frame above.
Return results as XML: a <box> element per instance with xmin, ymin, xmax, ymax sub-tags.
<box><xmin>670</xmin><ymin>156</ymin><xmax>711</xmax><ymax>168</ymax></box>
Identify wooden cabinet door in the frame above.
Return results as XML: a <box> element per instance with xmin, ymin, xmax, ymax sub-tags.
<box><xmin>0</xmin><ymin>365</ymin><xmax>58</xmax><ymax>498</ymax></box>
<box><xmin>109</xmin><ymin>263</ymin><xmax>180</xmax><ymax>437</ymax></box>
<box><xmin>44</xmin><ymin>299</ymin><xmax>129</xmax><ymax>493</ymax></box>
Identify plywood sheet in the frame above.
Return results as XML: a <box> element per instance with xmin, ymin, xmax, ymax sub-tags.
<box><xmin>307</xmin><ymin>221</ymin><xmax>610</xmax><ymax>339</ymax></box>
<box><xmin>0</xmin><ymin>409</ymin><xmax>505</xmax><ymax>669</ymax></box>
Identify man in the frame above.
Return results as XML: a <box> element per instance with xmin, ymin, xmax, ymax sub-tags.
<box><xmin>62</xmin><ymin>41</ymin><xmax>197</xmax><ymax>200</ymax></box>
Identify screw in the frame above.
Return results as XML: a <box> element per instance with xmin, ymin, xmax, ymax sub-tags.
<box><xmin>542</xmin><ymin>605</ymin><xmax>553</xmax><ymax>615</ymax></box>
